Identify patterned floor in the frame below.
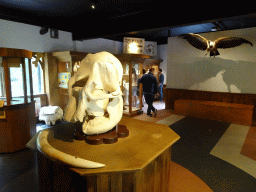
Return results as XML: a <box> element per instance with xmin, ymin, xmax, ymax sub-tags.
<box><xmin>1</xmin><ymin>104</ymin><xmax>256</xmax><ymax>192</ymax></box>
<box><xmin>134</xmin><ymin>110</ymin><xmax>256</xmax><ymax>192</ymax></box>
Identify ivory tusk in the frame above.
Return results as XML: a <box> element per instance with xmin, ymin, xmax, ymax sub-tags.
<box><xmin>37</xmin><ymin>129</ymin><xmax>105</xmax><ymax>169</ymax></box>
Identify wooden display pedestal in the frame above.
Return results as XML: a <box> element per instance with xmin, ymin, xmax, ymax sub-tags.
<box><xmin>74</xmin><ymin>123</ymin><xmax>129</xmax><ymax>145</ymax></box>
<box><xmin>0</xmin><ymin>102</ymin><xmax>36</xmax><ymax>153</ymax></box>
<box><xmin>37</xmin><ymin>117</ymin><xmax>180</xmax><ymax>192</ymax></box>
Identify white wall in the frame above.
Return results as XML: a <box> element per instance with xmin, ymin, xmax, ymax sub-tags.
<box><xmin>0</xmin><ymin>18</ymin><xmax>123</xmax><ymax>54</ymax></box>
<box><xmin>74</xmin><ymin>38</ymin><xmax>123</xmax><ymax>54</ymax></box>
<box><xmin>0</xmin><ymin>19</ymin><xmax>73</xmax><ymax>52</ymax></box>
<box><xmin>157</xmin><ymin>44</ymin><xmax>167</xmax><ymax>84</ymax></box>
<box><xmin>167</xmin><ymin>27</ymin><xmax>256</xmax><ymax>94</ymax></box>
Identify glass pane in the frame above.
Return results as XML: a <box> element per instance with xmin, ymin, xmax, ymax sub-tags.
<box><xmin>25</xmin><ymin>58</ymin><xmax>32</xmax><ymax>102</ymax></box>
<box><xmin>32</xmin><ymin>57</ymin><xmax>44</xmax><ymax>94</ymax></box>
<box><xmin>0</xmin><ymin>57</ymin><xmax>6</xmax><ymax>103</ymax></box>
<box><xmin>122</xmin><ymin>62</ymin><xmax>129</xmax><ymax>113</ymax></box>
<box><xmin>9</xmin><ymin>60</ymin><xmax>24</xmax><ymax>104</ymax></box>
<box><xmin>132</xmin><ymin>63</ymin><xmax>141</xmax><ymax>112</ymax></box>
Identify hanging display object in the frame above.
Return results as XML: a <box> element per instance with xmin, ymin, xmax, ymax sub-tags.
<box><xmin>179</xmin><ymin>33</ymin><xmax>253</xmax><ymax>57</ymax></box>
<box><xmin>123</xmin><ymin>37</ymin><xmax>145</xmax><ymax>54</ymax></box>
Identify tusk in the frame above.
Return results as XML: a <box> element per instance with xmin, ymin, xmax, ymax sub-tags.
<box><xmin>37</xmin><ymin>129</ymin><xmax>105</xmax><ymax>169</ymax></box>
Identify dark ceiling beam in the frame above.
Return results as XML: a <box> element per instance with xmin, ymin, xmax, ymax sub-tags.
<box><xmin>73</xmin><ymin>6</ymin><xmax>256</xmax><ymax>41</ymax></box>
<box><xmin>212</xmin><ymin>22</ymin><xmax>224</xmax><ymax>31</ymax></box>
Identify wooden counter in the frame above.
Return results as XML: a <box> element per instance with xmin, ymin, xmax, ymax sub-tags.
<box><xmin>37</xmin><ymin>117</ymin><xmax>180</xmax><ymax>192</ymax></box>
<box><xmin>0</xmin><ymin>101</ymin><xmax>36</xmax><ymax>153</ymax></box>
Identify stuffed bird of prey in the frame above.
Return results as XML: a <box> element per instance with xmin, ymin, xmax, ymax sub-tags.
<box><xmin>179</xmin><ymin>33</ymin><xmax>253</xmax><ymax>57</ymax></box>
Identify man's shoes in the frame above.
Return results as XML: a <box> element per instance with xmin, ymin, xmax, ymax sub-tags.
<box><xmin>147</xmin><ymin>113</ymin><xmax>153</xmax><ymax>117</ymax></box>
<box><xmin>154</xmin><ymin>109</ymin><xmax>157</xmax><ymax>117</ymax></box>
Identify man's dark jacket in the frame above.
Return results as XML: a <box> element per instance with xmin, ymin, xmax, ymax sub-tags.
<box><xmin>139</xmin><ymin>73</ymin><xmax>158</xmax><ymax>95</ymax></box>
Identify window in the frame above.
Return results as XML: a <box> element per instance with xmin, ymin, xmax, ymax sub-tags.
<box><xmin>0</xmin><ymin>61</ymin><xmax>5</xmax><ymax>99</ymax></box>
<box><xmin>31</xmin><ymin>57</ymin><xmax>44</xmax><ymax>95</ymax></box>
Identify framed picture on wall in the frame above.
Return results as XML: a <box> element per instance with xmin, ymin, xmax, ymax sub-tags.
<box><xmin>58</xmin><ymin>72</ymin><xmax>71</xmax><ymax>89</ymax></box>
<box><xmin>145</xmin><ymin>41</ymin><xmax>157</xmax><ymax>56</ymax></box>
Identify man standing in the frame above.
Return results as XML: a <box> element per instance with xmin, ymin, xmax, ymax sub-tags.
<box><xmin>158</xmin><ymin>69</ymin><xmax>164</xmax><ymax>102</ymax></box>
<box><xmin>139</xmin><ymin>68</ymin><xmax>158</xmax><ymax>117</ymax></box>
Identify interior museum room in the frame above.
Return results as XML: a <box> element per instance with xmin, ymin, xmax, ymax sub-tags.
<box><xmin>0</xmin><ymin>1</ymin><xmax>256</xmax><ymax>192</ymax></box>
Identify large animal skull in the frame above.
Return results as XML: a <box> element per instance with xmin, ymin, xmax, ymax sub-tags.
<box><xmin>64</xmin><ymin>52</ymin><xmax>123</xmax><ymax>135</ymax></box>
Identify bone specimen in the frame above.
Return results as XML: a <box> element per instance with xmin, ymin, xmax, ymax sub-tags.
<box><xmin>64</xmin><ymin>51</ymin><xmax>123</xmax><ymax>135</ymax></box>
<box><xmin>39</xmin><ymin>106</ymin><xmax>63</xmax><ymax>126</ymax></box>
<box><xmin>37</xmin><ymin>52</ymin><xmax>123</xmax><ymax>169</ymax></box>
<box><xmin>37</xmin><ymin>129</ymin><xmax>105</xmax><ymax>168</ymax></box>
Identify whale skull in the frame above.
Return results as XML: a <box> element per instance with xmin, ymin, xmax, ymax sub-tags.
<box><xmin>64</xmin><ymin>51</ymin><xmax>123</xmax><ymax>135</ymax></box>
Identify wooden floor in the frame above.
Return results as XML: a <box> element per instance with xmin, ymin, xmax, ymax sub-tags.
<box><xmin>169</xmin><ymin>161</ymin><xmax>212</xmax><ymax>192</ymax></box>
<box><xmin>241</xmin><ymin>126</ymin><xmax>256</xmax><ymax>161</ymax></box>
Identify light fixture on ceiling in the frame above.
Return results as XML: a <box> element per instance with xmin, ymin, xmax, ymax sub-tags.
<box><xmin>50</xmin><ymin>29</ymin><xmax>59</xmax><ymax>39</ymax></box>
<box><xmin>39</xmin><ymin>27</ymin><xmax>59</xmax><ymax>39</ymax></box>
<box><xmin>39</xmin><ymin>27</ymin><xmax>49</xmax><ymax>35</ymax></box>
<box><xmin>90</xmin><ymin>0</ymin><xmax>96</xmax><ymax>9</ymax></box>
<box><xmin>211</xmin><ymin>27</ymin><xmax>218</xmax><ymax>31</ymax></box>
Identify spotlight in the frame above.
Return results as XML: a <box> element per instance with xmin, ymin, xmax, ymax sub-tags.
<box><xmin>211</xmin><ymin>27</ymin><xmax>218</xmax><ymax>32</ymax></box>
<box><xmin>40</xmin><ymin>27</ymin><xmax>49</xmax><ymax>35</ymax></box>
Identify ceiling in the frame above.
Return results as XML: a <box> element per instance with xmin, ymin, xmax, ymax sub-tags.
<box><xmin>0</xmin><ymin>1</ymin><xmax>256</xmax><ymax>44</ymax></box>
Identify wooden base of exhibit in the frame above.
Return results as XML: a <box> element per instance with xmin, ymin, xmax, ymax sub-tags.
<box><xmin>0</xmin><ymin>102</ymin><xmax>36</xmax><ymax>153</ymax></box>
<box><xmin>74</xmin><ymin>123</ymin><xmax>129</xmax><ymax>145</ymax></box>
<box><xmin>165</xmin><ymin>88</ymin><xmax>256</xmax><ymax>124</ymax></box>
<box><xmin>38</xmin><ymin>153</ymin><xmax>213</xmax><ymax>192</ymax></box>
<box><xmin>175</xmin><ymin>99</ymin><xmax>254</xmax><ymax>126</ymax></box>
<box><xmin>37</xmin><ymin>117</ymin><xmax>180</xmax><ymax>192</ymax></box>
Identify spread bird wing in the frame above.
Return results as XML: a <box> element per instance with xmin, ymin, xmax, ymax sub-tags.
<box><xmin>215</xmin><ymin>37</ymin><xmax>253</xmax><ymax>49</ymax></box>
<box><xmin>179</xmin><ymin>33</ymin><xmax>208</xmax><ymax>50</ymax></box>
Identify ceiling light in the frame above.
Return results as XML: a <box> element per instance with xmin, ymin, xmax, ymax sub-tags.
<box><xmin>211</xmin><ymin>27</ymin><xmax>218</xmax><ymax>32</ymax></box>
<box><xmin>91</xmin><ymin>4</ymin><xmax>95</xmax><ymax>9</ymax></box>
<box><xmin>39</xmin><ymin>27</ymin><xmax>49</xmax><ymax>35</ymax></box>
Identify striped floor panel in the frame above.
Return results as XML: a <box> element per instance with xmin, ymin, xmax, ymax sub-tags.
<box><xmin>166</xmin><ymin>116</ymin><xmax>256</xmax><ymax>192</ymax></box>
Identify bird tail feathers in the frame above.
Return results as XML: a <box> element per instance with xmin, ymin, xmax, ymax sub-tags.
<box><xmin>210</xmin><ymin>50</ymin><xmax>220</xmax><ymax>57</ymax></box>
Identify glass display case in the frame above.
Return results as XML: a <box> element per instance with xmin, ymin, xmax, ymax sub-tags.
<box><xmin>0</xmin><ymin>48</ymin><xmax>36</xmax><ymax>153</ymax></box>
<box><xmin>122</xmin><ymin>62</ymin><xmax>143</xmax><ymax>115</ymax></box>
<box><xmin>115</xmin><ymin>54</ymin><xmax>163</xmax><ymax>117</ymax></box>
<box><xmin>0</xmin><ymin>49</ymin><xmax>33</xmax><ymax>105</ymax></box>
<box><xmin>115</xmin><ymin>54</ymin><xmax>150</xmax><ymax>117</ymax></box>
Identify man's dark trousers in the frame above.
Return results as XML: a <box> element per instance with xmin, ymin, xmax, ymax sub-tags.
<box><xmin>144</xmin><ymin>93</ymin><xmax>155</xmax><ymax>115</ymax></box>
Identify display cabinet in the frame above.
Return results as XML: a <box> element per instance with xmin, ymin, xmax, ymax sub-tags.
<box><xmin>51</xmin><ymin>51</ymin><xmax>89</xmax><ymax>110</ymax></box>
<box><xmin>115</xmin><ymin>54</ymin><xmax>150</xmax><ymax>117</ymax></box>
<box><xmin>0</xmin><ymin>48</ymin><xmax>36</xmax><ymax>153</ymax></box>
